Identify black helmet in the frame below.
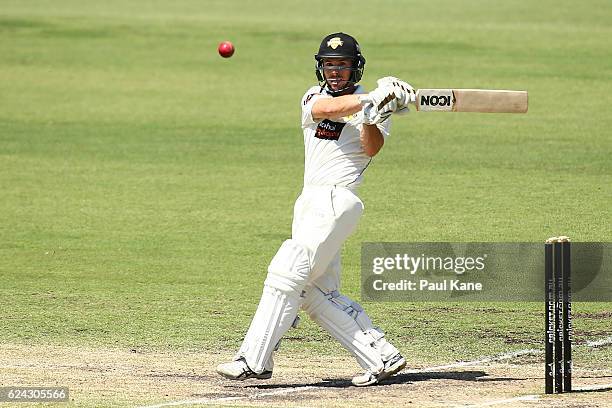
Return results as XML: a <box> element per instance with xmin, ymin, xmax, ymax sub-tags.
<box><xmin>315</xmin><ymin>32</ymin><xmax>366</xmax><ymax>95</ymax></box>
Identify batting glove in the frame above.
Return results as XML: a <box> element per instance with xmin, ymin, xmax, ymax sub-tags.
<box><xmin>376</xmin><ymin>76</ymin><xmax>415</xmax><ymax>109</ymax></box>
<box><xmin>362</xmin><ymin>104</ymin><xmax>393</xmax><ymax>125</ymax></box>
<box><xmin>358</xmin><ymin>85</ymin><xmax>395</xmax><ymax>124</ymax></box>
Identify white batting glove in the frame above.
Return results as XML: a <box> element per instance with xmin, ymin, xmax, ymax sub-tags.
<box><xmin>359</xmin><ymin>82</ymin><xmax>412</xmax><ymax>125</ymax></box>
<box><xmin>358</xmin><ymin>84</ymin><xmax>395</xmax><ymax>112</ymax></box>
<box><xmin>376</xmin><ymin>76</ymin><xmax>414</xmax><ymax>110</ymax></box>
<box><xmin>358</xmin><ymin>85</ymin><xmax>396</xmax><ymax>125</ymax></box>
<box><xmin>362</xmin><ymin>103</ymin><xmax>393</xmax><ymax>125</ymax></box>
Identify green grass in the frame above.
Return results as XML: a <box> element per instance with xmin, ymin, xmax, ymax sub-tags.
<box><xmin>0</xmin><ymin>0</ymin><xmax>610</xmax><ymax>368</ymax></box>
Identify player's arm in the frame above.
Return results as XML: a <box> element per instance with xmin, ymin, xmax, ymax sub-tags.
<box><xmin>311</xmin><ymin>79</ymin><xmax>412</xmax><ymax>122</ymax></box>
<box><xmin>311</xmin><ymin>95</ymin><xmax>364</xmax><ymax>121</ymax></box>
<box><xmin>360</xmin><ymin>124</ymin><xmax>384</xmax><ymax>157</ymax></box>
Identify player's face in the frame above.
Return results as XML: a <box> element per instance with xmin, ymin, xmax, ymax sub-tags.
<box><xmin>322</xmin><ymin>58</ymin><xmax>353</xmax><ymax>91</ymax></box>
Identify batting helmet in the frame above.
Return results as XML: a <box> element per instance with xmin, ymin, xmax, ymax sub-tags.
<box><xmin>315</xmin><ymin>32</ymin><xmax>366</xmax><ymax>95</ymax></box>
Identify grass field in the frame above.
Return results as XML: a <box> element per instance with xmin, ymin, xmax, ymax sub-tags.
<box><xmin>1</xmin><ymin>1</ymin><xmax>611</xmax><ymax>407</ymax></box>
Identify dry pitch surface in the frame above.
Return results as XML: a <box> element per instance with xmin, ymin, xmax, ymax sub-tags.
<box><xmin>2</xmin><ymin>344</ymin><xmax>611</xmax><ymax>408</ymax></box>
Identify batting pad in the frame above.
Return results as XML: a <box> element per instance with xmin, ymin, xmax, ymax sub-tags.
<box><xmin>237</xmin><ymin>239</ymin><xmax>311</xmax><ymax>373</ymax></box>
<box><xmin>302</xmin><ymin>286</ymin><xmax>399</xmax><ymax>372</ymax></box>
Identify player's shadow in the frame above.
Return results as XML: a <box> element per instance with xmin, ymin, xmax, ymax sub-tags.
<box><xmin>245</xmin><ymin>370</ymin><xmax>507</xmax><ymax>389</ymax></box>
<box><xmin>571</xmin><ymin>385</ymin><xmax>612</xmax><ymax>393</ymax></box>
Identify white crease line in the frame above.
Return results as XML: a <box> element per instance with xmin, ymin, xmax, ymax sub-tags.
<box><xmin>138</xmin><ymin>386</ymin><xmax>315</xmax><ymax>408</ymax></box>
<box><xmin>585</xmin><ymin>336</ymin><xmax>612</xmax><ymax>348</ymax></box>
<box><xmin>4</xmin><ymin>335</ymin><xmax>609</xmax><ymax>372</ymax></box>
<box><xmin>457</xmin><ymin>394</ymin><xmax>539</xmax><ymax>407</ymax></box>
<box><xmin>405</xmin><ymin>349</ymin><xmax>541</xmax><ymax>373</ymax></box>
<box><xmin>458</xmin><ymin>382</ymin><xmax>612</xmax><ymax>407</ymax></box>
<box><xmin>254</xmin><ymin>387</ymin><xmax>316</xmax><ymax>398</ymax></box>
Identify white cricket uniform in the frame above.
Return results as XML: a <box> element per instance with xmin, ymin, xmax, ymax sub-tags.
<box><xmin>295</xmin><ymin>85</ymin><xmax>390</xmax><ymax>292</ymax></box>
<box><xmin>236</xmin><ymin>85</ymin><xmax>400</xmax><ymax>375</ymax></box>
<box><xmin>293</xmin><ymin>85</ymin><xmax>399</xmax><ymax>373</ymax></box>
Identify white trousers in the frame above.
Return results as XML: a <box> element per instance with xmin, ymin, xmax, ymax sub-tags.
<box><xmin>293</xmin><ymin>186</ymin><xmax>399</xmax><ymax>372</ymax></box>
<box><xmin>237</xmin><ymin>185</ymin><xmax>399</xmax><ymax>373</ymax></box>
<box><xmin>291</xmin><ymin>185</ymin><xmax>363</xmax><ymax>291</ymax></box>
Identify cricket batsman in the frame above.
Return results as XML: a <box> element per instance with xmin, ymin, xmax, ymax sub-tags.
<box><xmin>217</xmin><ymin>32</ymin><xmax>413</xmax><ymax>386</ymax></box>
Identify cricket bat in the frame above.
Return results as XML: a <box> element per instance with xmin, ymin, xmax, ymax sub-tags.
<box><xmin>411</xmin><ymin>89</ymin><xmax>528</xmax><ymax>113</ymax></box>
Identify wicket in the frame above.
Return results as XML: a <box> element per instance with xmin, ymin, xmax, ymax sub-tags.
<box><xmin>545</xmin><ymin>236</ymin><xmax>572</xmax><ymax>394</ymax></box>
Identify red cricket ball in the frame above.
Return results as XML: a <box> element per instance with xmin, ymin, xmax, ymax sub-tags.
<box><xmin>218</xmin><ymin>41</ymin><xmax>235</xmax><ymax>58</ymax></box>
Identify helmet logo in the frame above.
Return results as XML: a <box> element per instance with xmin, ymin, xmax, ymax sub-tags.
<box><xmin>326</xmin><ymin>37</ymin><xmax>344</xmax><ymax>49</ymax></box>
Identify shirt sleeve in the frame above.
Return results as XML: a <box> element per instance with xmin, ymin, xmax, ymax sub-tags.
<box><xmin>301</xmin><ymin>87</ymin><xmax>332</xmax><ymax>128</ymax></box>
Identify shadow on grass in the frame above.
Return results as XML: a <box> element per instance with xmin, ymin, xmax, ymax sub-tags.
<box><xmin>572</xmin><ymin>385</ymin><xmax>612</xmax><ymax>393</ymax></box>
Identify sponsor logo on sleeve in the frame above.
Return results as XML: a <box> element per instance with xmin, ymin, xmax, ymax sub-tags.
<box><xmin>303</xmin><ymin>93</ymin><xmax>318</xmax><ymax>105</ymax></box>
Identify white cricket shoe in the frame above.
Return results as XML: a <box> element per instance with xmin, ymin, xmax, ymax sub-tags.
<box><xmin>351</xmin><ymin>353</ymin><xmax>406</xmax><ymax>387</ymax></box>
<box><xmin>216</xmin><ymin>357</ymin><xmax>272</xmax><ymax>381</ymax></box>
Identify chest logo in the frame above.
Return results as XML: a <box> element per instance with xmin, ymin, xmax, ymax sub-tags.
<box><xmin>315</xmin><ymin>119</ymin><xmax>346</xmax><ymax>141</ymax></box>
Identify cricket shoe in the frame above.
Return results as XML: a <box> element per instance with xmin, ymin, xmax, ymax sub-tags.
<box><xmin>351</xmin><ymin>353</ymin><xmax>406</xmax><ymax>387</ymax></box>
<box><xmin>216</xmin><ymin>357</ymin><xmax>272</xmax><ymax>381</ymax></box>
